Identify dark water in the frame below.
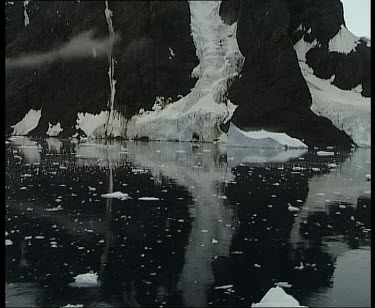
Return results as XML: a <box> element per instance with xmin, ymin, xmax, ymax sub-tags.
<box><xmin>5</xmin><ymin>137</ymin><xmax>371</xmax><ymax>307</ymax></box>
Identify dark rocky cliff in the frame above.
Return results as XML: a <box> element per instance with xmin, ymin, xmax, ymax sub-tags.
<box><xmin>220</xmin><ymin>0</ymin><xmax>370</xmax><ymax>149</ymax></box>
<box><xmin>5</xmin><ymin>0</ymin><xmax>370</xmax><ymax>149</ymax></box>
<box><xmin>5</xmin><ymin>1</ymin><xmax>198</xmax><ymax>137</ymax></box>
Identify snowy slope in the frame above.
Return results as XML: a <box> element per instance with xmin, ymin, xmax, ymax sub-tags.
<box><xmin>294</xmin><ymin>26</ymin><xmax>371</xmax><ymax>148</ymax></box>
<box><xmin>126</xmin><ymin>1</ymin><xmax>244</xmax><ymax>142</ymax></box>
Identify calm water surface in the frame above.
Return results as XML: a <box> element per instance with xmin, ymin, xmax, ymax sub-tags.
<box><xmin>5</xmin><ymin>137</ymin><xmax>371</xmax><ymax>307</ymax></box>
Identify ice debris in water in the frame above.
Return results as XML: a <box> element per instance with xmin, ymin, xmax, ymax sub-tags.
<box><xmin>251</xmin><ymin>286</ymin><xmax>307</xmax><ymax>307</ymax></box>
<box><xmin>274</xmin><ymin>282</ymin><xmax>292</xmax><ymax>288</ymax></box>
<box><xmin>61</xmin><ymin>305</ymin><xmax>84</xmax><ymax>308</ymax></box>
<box><xmin>6</xmin><ymin>239</ymin><xmax>13</xmax><ymax>246</ymax></box>
<box><xmin>101</xmin><ymin>191</ymin><xmax>132</xmax><ymax>200</ymax></box>
<box><xmin>69</xmin><ymin>272</ymin><xmax>100</xmax><ymax>288</ymax></box>
<box><xmin>316</xmin><ymin>151</ymin><xmax>335</xmax><ymax>156</ymax></box>
<box><xmin>45</xmin><ymin>205</ymin><xmax>63</xmax><ymax>212</ymax></box>
<box><xmin>288</xmin><ymin>205</ymin><xmax>300</xmax><ymax>212</ymax></box>
<box><xmin>138</xmin><ymin>197</ymin><xmax>160</xmax><ymax>201</ymax></box>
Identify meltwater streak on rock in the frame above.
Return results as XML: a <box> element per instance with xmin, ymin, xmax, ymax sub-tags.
<box><xmin>104</xmin><ymin>1</ymin><xmax>118</xmax><ymax>137</ymax></box>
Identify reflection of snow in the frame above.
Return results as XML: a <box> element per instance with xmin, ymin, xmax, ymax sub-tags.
<box><xmin>69</xmin><ymin>273</ymin><xmax>100</xmax><ymax>288</ymax></box>
<box><xmin>9</xmin><ymin>137</ymin><xmax>41</xmax><ymax>165</ymax></box>
<box><xmin>46</xmin><ymin>138</ymin><xmax>62</xmax><ymax>152</ymax></box>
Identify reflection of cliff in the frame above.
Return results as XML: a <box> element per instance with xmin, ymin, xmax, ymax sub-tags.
<box><xmin>208</xmin><ymin>164</ymin><xmax>336</xmax><ymax>306</ymax></box>
<box><xmin>5</xmin><ymin>139</ymin><xmax>194</xmax><ymax>307</ymax></box>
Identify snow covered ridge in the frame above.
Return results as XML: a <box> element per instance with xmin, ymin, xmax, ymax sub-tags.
<box><xmin>251</xmin><ymin>286</ymin><xmax>307</xmax><ymax>307</ymax></box>
<box><xmin>225</xmin><ymin>123</ymin><xmax>308</xmax><ymax>149</ymax></box>
<box><xmin>11</xmin><ymin>109</ymin><xmax>41</xmax><ymax>136</ymax></box>
<box><xmin>126</xmin><ymin>1</ymin><xmax>244</xmax><ymax>142</ymax></box>
<box><xmin>294</xmin><ymin>31</ymin><xmax>371</xmax><ymax>148</ymax></box>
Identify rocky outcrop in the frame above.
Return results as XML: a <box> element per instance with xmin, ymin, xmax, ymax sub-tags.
<box><xmin>287</xmin><ymin>0</ymin><xmax>371</xmax><ymax>97</ymax></box>
<box><xmin>223</xmin><ymin>0</ymin><xmax>354</xmax><ymax>149</ymax></box>
<box><xmin>5</xmin><ymin>1</ymin><xmax>198</xmax><ymax>137</ymax></box>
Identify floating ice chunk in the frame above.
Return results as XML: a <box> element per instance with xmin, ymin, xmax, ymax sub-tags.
<box><xmin>45</xmin><ymin>205</ymin><xmax>63</xmax><ymax>212</ymax></box>
<box><xmin>214</xmin><ymin>284</ymin><xmax>233</xmax><ymax>290</ymax></box>
<box><xmin>6</xmin><ymin>239</ymin><xmax>13</xmax><ymax>246</ymax></box>
<box><xmin>365</xmin><ymin>174</ymin><xmax>371</xmax><ymax>181</ymax></box>
<box><xmin>252</xmin><ymin>286</ymin><xmax>307</xmax><ymax>307</ymax></box>
<box><xmin>274</xmin><ymin>282</ymin><xmax>292</xmax><ymax>288</ymax></box>
<box><xmin>327</xmin><ymin>163</ymin><xmax>338</xmax><ymax>169</ymax></box>
<box><xmin>288</xmin><ymin>205</ymin><xmax>300</xmax><ymax>212</ymax></box>
<box><xmin>294</xmin><ymin>262</ymin><xmax>304</xmax><ymax>270</ymax></box>
<box><xmin>138</xmin><ymin>197</ymin><xmax>160</xmax><ymax>201</ymax></box>
<box><xmin>317</xmin><ymin>151</ymin><xmax>335</xmax><ymax>156</ymax></box>
<box><xmin>226</xmin><ymin>124</ymin><xmax>307</xmax><ymax>149</ymax></box>
<box><xmin>61</xmin><ymin>304</ymin><xmax>84</xmax><ymax>308</ymax></box>
<box><xmin>69</xmin><ymin>272</ymin><xmax>100</xmax><ymax>288</ymax></box>
<box><xmin>101</xmin><ymin>191</ymin><xmax>132</xmax><ymax>200</ymax></box>
<box><xmin>211</xmin><ymin>238</ymin><xmax>218</xmax><ymax>244</ymax></box>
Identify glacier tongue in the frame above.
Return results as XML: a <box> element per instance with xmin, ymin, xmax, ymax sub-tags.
<box><xmin>126</xmin><ymin>0</ymin><xmax>244</xmax><ymax>142</ymax></box>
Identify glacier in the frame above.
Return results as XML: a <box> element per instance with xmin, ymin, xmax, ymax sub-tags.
<box><xmin>125</xmin><ymin>0</ymin><xmax>244</xmax><ymax>142</ymax></box>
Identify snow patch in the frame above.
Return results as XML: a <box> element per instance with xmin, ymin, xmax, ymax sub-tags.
<box><xmin>226</xmin><ymin>123</ymin><xmax>308</xmax><ymax>149</ymax></box>
<box><xmin>76</xmin><ymin>111</ymin><xmax>126</xmax><ymax>138</ymax></box>
<box><xmin>294</xmin><ymin>38</ymin><xmax>318</xmax><ymax>62</ymax></box>
<box><xmin>11</xmin><ymin>109</ymin><xmax>41</xmax><ymax>136</ymax></box>
<box><xmin>46</xmin><ymin>122</ymin><xmax>63</xmax><ymax>137</ymax></box>
<box><xmin>328</xmin><ymin>25</ymin><xmax>359</xmax><ymax>54</ymax></box>
<box><xmin>251</xmin><ymin>286</ymin><xmax>307</xmax><ymax>307</ymax></box>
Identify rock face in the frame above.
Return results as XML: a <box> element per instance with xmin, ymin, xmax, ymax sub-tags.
<box><xmin>5</xmin><ymin>0</ymin><xmax>371</xmax><ymax>149</ymax></box>
<box><xmin>5</xmin><ymin>1</ymin><xmax>198</xmax><ymax>137</ymax></box>
<box><xmin>223</xmin><ymin>0</ymin><xmax>355</xmax><ymax>149</ymax></box>
<box><xmin>287</xmin><ymin>0</ymin><xmax>371</xmax><ymax>97</ymax></box>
